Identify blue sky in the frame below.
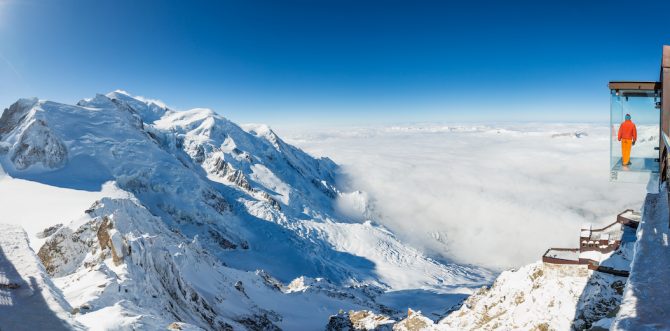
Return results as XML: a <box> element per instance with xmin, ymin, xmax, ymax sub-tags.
<box><xmin>0</xmin><ymin>0</ymin><xmax>668</xmax><ymax>126</ymax></box>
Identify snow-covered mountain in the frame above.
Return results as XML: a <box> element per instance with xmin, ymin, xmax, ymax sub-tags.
<box><xmin>0</xmin><ymin>91</ymin><xmax>492</xmax><ymax>330</ymax></box>
<box><xmin>327</xmin><ymin>244</ymin><xmax>632</xmax><ymax>331</ymax></box>
<box><xmin>437</xmin><ymin>261</ymin><xmax>627</xmax><ymax>330</ymax></box>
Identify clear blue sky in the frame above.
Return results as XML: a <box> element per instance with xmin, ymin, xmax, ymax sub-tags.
<box><xmin>0</xmin><ymin>0</ymin><xmax>668</xmax><ymax>126</ymax></box>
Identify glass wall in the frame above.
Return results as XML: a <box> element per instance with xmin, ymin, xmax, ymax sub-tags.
<box><xmin>610</xmin><ymin>89</ymin><xmax>660</xmax><ymax>182</ymax></box>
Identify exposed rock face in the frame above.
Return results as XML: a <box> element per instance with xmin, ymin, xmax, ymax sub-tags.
<box><xmin>0</xmin><ymin>99</ymin><xmax>68</xmax><ymax>170</ymax></box>
<box><xmin>205</xmin><ymin>154</ymin><xmax>253</xmax><ymax>191</ymax></box>
<box><xmin>331</xmin><ymin>259</ymin><xmax>630</xmax><ymax>331</ymax></box>
<box><xmin>37</xmin><ymin>208</ymin><xmax>127</xmax><ymax>276</ymax></box>
<box><xmin>167</xmin><ymin>321</ymin><xmax>208</xmax><ymax>331</ymax></box>
<box><xmin>258</xmin><ymin>190</ymin><xmax>281</xmax><ymax>210</ymax></box>
<box><xmin>201</xmin><ymin>190</ymin><xmax>230</xmax><ymax>214</ymax></box>
<box><xmin>255</xmin><ymin>270</ymin><xmax>283</xmax><ymax>292</ymax></box>
<box><xmin>10</xmin><ymin>119</ymin><xmax>68</xmax><ymax>170</ymax></box>
<box><xmin>326</xmin><ymin>312</ymin><xmax>356</xmax><ymax>331</ymax></box>
<box><xmin>0</xmin><ymin>224</ymin><xmax>84</xmax><ymax>330</ymax></box>
<box><xmin>204</xmin><ymin>153</ymin><xmax>281</xmax><ymax>210</ymax></box>
<box><xmin>439</xmin><ymin>262</ymin><xmax>626</xmax><ymax>331</ymax></box>
<box><xmin>394</xmin><ymin>310</ymin><xmax>434</xmax><ymax>331</ymax></box>
<box><xmin>349</xmin><ymin>310</ymin><xmax>394</xmax><ymax>330</ymax></box>
<box><xmin>38</xmin><ymin>198</ymin><xmax>283</xmax><ymax>330</ymax></box>
<box><xmin>96</xmin><ymin>217</ymin><xmax>125</xmax><ymax>266</ymax></box>
<box><xmin>0</xmin><ymin>98</ymin><xmax>38</xmax><ymax>138</ymax></box>
<box><xmin>325</xmin><ymin>309</ymin><xmax>428</xmax><ymax>331</ymax></box>
<box><xmin>36</xmin><ymin>223</ymin><xmax>63</xmax><ymax>239</ymax></box>
<box><xmin>37</xmin><ymin>221</ymin><xmax>99</xmax><ymax>277</ymax></box>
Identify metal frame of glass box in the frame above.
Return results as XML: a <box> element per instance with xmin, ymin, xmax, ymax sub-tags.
<box><xmin>611</xmin><ymin>45</ymin><xmax>670</xmax><ymax>189</ymax></box>
<box><xmin>607</xmin><ymin>82</ymin><xmax>661</xmax><ymax>183</ymax></box>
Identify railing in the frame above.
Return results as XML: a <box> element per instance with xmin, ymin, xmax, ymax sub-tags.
<box><xmin>662</xmin><ymin>132</ymin><xmax>670</xmax><ymax>186</ymax></box>
<box><xmin>541</xmin><ymin>248</ymin><xmax>581</xmax><ymax>265</ymax></box>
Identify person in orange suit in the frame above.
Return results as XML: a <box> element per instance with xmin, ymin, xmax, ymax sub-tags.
<box><xmin>617</xmin><ymin>113</ymin><xmax>637</xmax><ymax>166</ymax></box>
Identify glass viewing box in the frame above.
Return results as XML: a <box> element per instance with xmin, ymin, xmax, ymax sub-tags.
<box><xmin>609</xmin><ymin>82</ymin><xmax>661</xmax><ymax>183</ymax></box>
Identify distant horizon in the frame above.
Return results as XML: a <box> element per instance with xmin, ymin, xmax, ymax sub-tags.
<box><xmin>0</xmin><ymin>86</ymin><xmax>631</xmax><ymax>130</ymax></box>
<box><xmin>1</xmin><ymin>0</ymin><xmax>669</xmax><ymax>126</ymax></box>
<box><xmin>1</xmin><ymin>90</ymin><xmax>614</xmax><ymax>130</ymax></box>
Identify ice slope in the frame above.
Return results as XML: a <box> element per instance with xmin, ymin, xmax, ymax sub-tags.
<box><xmin>0</xmin><ymin>91</ymin><xmax>492</xmax><ymax>329</ymax></box>
<box><xmin>0</xmin><ymin>224</ymin><xmax>83</xmax><ymax>330</ymax></box>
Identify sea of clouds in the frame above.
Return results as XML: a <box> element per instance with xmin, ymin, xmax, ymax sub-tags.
<box><xmin>281</xmin><ymin>123</ymin><xmax>650</xmax><ymax>271</ymax></box>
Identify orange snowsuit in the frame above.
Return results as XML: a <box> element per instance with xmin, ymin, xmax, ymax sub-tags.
<box><xmin>618</xmin><ymin>120</ymin><xmax>637</xmax><ymax>166</ymax></box>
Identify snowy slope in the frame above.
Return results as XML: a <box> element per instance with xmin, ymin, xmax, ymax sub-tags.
<box><xmin>613</xmin><ymin>190</ymin><xmax>670</xmax><ymax>330</ymax></box>
<box><xmin>0</xmin><ymin>224</ymin><xmax>83</xmax><ymax>330</ymax></box>
<box><xmin>0</xmin><ymin>91</ymin><xmax>492</xmax><ymax>329</ymax></box>
<box><xmin>333</xmin><ymin>262</ymin><xmax>629</xmax><ymax>331</ymax></box>
<box><xmin>0</xmin><ymin>174</ymin><xmax>126</xmax><ymax>250</ymax></box>
<box><xmin>330</xmin><ymin>242</ymin><xmax>634</xmax><ymax>330</ymax></box>
<box><xmin>436</xmin><ymin>262</ymin><xmax>626</xmax><ymax>330</ymax></box>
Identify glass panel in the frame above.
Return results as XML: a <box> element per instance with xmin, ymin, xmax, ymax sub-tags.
<box><xmin>610</xmin><ymin>89</ymin><xmax>660</xmax><ymax>183</ymax></box>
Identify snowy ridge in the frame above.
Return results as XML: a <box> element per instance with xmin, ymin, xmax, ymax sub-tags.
<box><xmin>0</xmin><ymin>91</ymin><xmax>491</xmax><ymax>329</ymax></box>
<box><xmin>329</xmin><ymin>243</ymin><xmax>633</xmax><ymax>330</ymax></box>
<box><xmin>436</xmin><ymin>261</ymin><xmax>626</xmax><ymax>330</ymax></box>
<box><xmin>0</xmin><ymin>224</ymin><xmax>83</xmax><ymax>330</ymax></box>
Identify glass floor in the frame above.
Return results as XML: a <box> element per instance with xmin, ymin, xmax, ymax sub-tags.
<box><xmin>611</xmin><ymin>157</ymin><xmax>659</xmax><ymax>172</ymax></box>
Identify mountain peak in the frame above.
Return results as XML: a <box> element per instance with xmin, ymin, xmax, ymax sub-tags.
<box><xmin>0</xmin><ymin>91</ymin><xmax>492</xmax><ymax>329</ymax></box>
<box><xmin>110</xmin><ymin>89</ymin><xmax>132</xmax><ymax>96</ymax></box>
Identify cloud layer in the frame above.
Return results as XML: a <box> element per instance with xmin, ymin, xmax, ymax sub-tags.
<box><xmin>282</xmin><ymin>123</ymin><xmax>649</xmax><ymax>270</ymax></box>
